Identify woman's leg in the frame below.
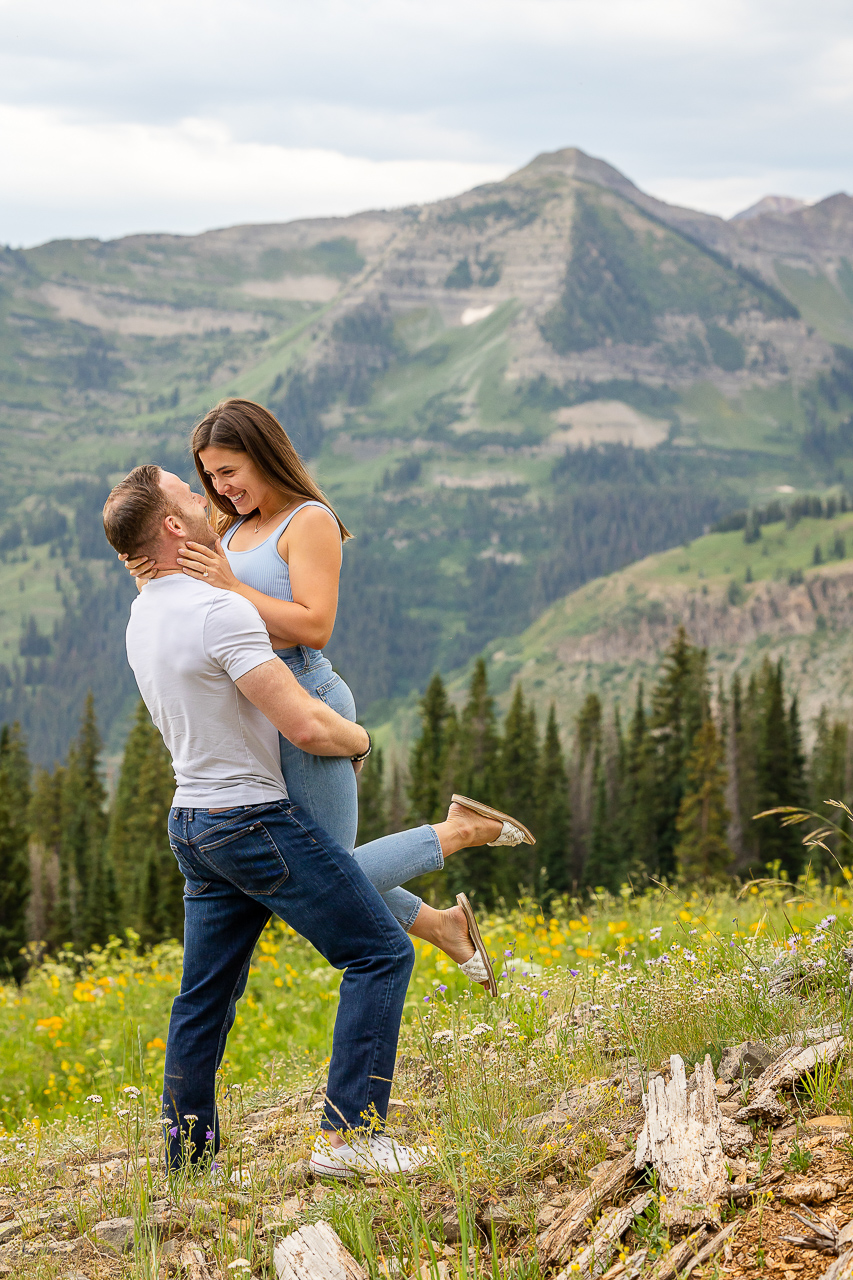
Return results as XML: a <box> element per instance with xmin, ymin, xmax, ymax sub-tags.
<box><xmin>276</xmin><ymin>653</ymin><xmax>427</xmax><ymax>929</ymax></box>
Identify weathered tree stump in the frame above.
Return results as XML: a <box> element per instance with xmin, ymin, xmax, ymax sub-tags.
<box><xmin>274</xmin><ymin>1221</ymin><xmax>367</xmax><ymax>1280</ymax></box>
<box><xmin>634</xmin><ymin>1054</ymin><xmax>727</xmax><ymax>1227</ymax></box>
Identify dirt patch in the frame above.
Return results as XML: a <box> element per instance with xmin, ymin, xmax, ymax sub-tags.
<box><xmin>241</xmin><ymin>275</ymin><xmax>341</xmax><ymax>301</ymax></box>
<box><xmin>552</xmin><ymin>399</ymin><xmax>670</xmax><ymax>449</ymax></box>
<box><xmin>40</xmin><ymin>284</ymin><xmax>266</xmax><ymax>336</ymax></box>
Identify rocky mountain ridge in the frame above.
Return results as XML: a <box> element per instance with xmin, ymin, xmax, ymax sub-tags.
<box><xmin>5</xmin><ymin>146</ymin><xmax>853</xmax><ymax>756</ymax></box>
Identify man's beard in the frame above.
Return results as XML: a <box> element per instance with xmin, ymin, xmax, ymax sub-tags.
<box><xmin>183</xmin><ymin>505</ymin><xmax>217</xmax><ymax>549</ymax></box>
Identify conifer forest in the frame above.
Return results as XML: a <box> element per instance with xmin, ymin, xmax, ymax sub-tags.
<box><xmin>2</xmin><ymin>623</ymin><xmax>844</xmax><ymax>987</ymax></box>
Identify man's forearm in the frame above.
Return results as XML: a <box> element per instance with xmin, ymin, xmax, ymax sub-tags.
<box><xmin>296</xmin><ymin>698</ymin><xmax>368</xmax><ymax>757</ymax></box>
<box><xmin>237</xmin><ymin>660</ymin><xmax>369</xmax><ymax>758</ymax></box>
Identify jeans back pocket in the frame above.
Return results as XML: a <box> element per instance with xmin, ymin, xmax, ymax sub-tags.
<box><xmin>195</xmin><ymin>820</ymin><xmax>289</xmax><ymax>896</ymax></box>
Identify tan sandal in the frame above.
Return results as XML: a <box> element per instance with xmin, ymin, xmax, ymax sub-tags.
<box><xmin>456</xmin><ymin>893</ymin><xmax>498</xmax><ymax>997</ymax></box>
<box><xmin>451</xmin><ymin>794</ymin><xmax>535</xmax><ymax>846</ymax></box>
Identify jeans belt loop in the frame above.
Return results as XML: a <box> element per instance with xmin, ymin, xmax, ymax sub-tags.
<box><xmin>188</xmin><ymin>808</ymin><xmax>194</xmax><ymax>823</ymax></box>
<box><xmin>300</xmin><ymin>644</ymin><xmax>310</xmax><ymax>673</ymax></box>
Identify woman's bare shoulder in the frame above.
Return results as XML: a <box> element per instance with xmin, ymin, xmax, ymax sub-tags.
<box><xmin>278</xmin><ymin>504</ymin><xmax>342</xmax><ymax>557</ymax></box>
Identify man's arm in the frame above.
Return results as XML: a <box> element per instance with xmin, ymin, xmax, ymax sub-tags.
<box><xmin>236</xmin><ymin>659</ymin><xmax>369</xmax><ymax>759</ymax></box>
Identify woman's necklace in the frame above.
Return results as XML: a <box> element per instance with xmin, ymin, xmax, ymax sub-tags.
<box><xmin>253</xmin><ymin>504</ymin><xmax>291</xmax><ymax>535</ymax></box>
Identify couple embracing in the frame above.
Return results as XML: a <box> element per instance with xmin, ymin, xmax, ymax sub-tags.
<box><xmin>102</xmin><ymin>398</ymin><xmax>534</xmax><ymax>1179</ymax></box>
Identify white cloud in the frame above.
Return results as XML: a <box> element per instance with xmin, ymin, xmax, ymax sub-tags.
<box><xmin>0</xmin><ymin>0</ymin><xmax>852</xmax><ymax>242</ymax></box>
<box><xmin>0</xmin><ymin>106</ymin><xmax>509</xmax><ymax>245</ymax></box>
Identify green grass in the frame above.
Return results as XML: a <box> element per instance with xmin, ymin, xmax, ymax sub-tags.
<box><xmin>775</xmin><ymin>264</ymin><xmax>853</xmax><ymax>344</ymax></box>
<box><xmin>1</xmin><ymin>874</ymin><xmax>852</xmax><ymax>1277</ymax></box>
<box><xmin>2</xmin><ymin>875</ymin><xmax>848</xmax><ymax>1133</ymax></box>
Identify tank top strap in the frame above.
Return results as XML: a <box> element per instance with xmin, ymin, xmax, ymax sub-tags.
<box><xmin>274</xmin><ymin>501</ymin><xmax>341</xmax><ymax>541</ymax></box>
<box><xmin>220</xmin><ymin>518</ymin><xmax>245</xmax><ymax>550</ymax></box>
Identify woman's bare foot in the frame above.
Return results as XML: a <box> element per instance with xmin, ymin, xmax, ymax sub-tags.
<box><xmin>409</xmin><ymin>902</ymin><xmax>482</xmax><ymax>970</ymax></box>
<box><xmin>432</xmin><ymin>801</ymin><xmax>501</xmax><ymax>859</ymax></box>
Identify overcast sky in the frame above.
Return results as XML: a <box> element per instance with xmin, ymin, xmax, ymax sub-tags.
<box><xmin>2</xmin><ymin>0</ymin><xmax>852</xmax><ymax>247</ymax></box>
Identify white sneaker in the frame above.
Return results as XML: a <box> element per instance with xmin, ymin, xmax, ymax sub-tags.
<box><xmin>310</xmin><ymin>1132</ymin><xmax>428</xmax><ymax>1178</ymax></box>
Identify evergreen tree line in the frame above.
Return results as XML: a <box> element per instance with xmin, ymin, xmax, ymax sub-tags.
<box><xmin>0</xmin><ymin>695</ymin><xmax>180</xmax><ymax>983</ymax></box>
<box><xmin>359</xmin><ymin>627</ymin><xmax>847</xmax><ymax>909</ymax></box>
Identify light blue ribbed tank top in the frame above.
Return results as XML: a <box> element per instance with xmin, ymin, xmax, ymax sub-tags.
<box><xmin>221</xmin><ymin>501</ymin><xmax>339</xmax><ymax>601</ymax></box>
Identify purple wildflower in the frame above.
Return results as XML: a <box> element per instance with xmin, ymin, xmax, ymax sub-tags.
<box><xmin>570</xmin><ymin>969</ymin><xmax>580</xmax><ymax>976</ymax></box>
<box><xmin>438</xmin><ymin>984</ymin><xmax>447</xmax><ymax>993</ymax></box>
<box><xmin>206</xmin><ymin>1128</ymin><xmax>214</xmax><ymax>1141</ymax></box>
<box><xmin>169</xmin><ymin>1126</ymin><xmax>178</xmax><ymax>1139</ymax></box>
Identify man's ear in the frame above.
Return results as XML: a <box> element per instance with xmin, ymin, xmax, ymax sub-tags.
<box><xmin>163</xmin><ymin>513</ymin><xmax>185</xmax><ymax>537</ymax></box>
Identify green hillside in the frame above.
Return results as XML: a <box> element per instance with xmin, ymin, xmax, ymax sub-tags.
<box><xmin>396</xmin><ymin>501</ymin><xmax>853</xmax><ymax>758</ymax></box>
<box><xmin>5</xmin><ymin>147</ymin><xmax>853</xmax><ymax>758</ymax></box>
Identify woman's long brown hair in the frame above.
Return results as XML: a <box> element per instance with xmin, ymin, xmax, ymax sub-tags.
<box><xmin>190</xmin><ymin>399</ymin><xmax>351</xmax><ymax>540</ymax></box>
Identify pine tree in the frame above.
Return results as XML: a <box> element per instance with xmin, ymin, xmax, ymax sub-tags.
<box><xmin>731</xmin><ymin>672</ymin><xmax>761</xmax><ymax>873</ymax></box>
<box><xmin>387</xmin><ymin>761</ymin><xmax>408</xmax><ymax>833</ymax></box>
<box><xmin>649</xmin><ymin>627</ymin><xmax>709</xmax><ymax>877</ymax></box>
<box><xmin>752</xmin><ymin>659</ymin><xmax>807</xmax><ymax>877</ymax></box>
<box><xmin>107</xmin><ymin>700</ymin><xmax>180</xmax><ymax>945</ymax></box>
<box><xmin>809</xmin><ymin>708</ymin><xmax>849</xmax><ymax>868</ymax></box>
<box><xmin>582</xmin><ymin>745</ymin><xmax>620</xmax><ymax>892</ymax></box>
<box><xmin>455</xmin><ymin>658</ymin><xmax>499</xmax><ymax>804</ymax></box>
<box><xmin>674</xmin><ymin>719</ymin><xmax>732</xmax><ymax>882</ymax></box>
<box><xmin>444</xmin><ymin>660</ymin><xmax>501</xmax><ymax>904</ymax></box>
<box><xmin>495</xmin><ymin>684</ymin><xmax>539</xmax><ymax>897</ymax></box>
<box><xmin>0</xmin><ymin>724</ymin><xmax>31</xmax><ymax>982</ymax></box>
<box><xmin>29</xmin><ymin>765</ymin><xmax>64</xmax><ymax>946</ymax></box>
<box><xmin>357</xmin><ymin>748</ymin><xmax>388</xmax><ymax>844</ymax></box>
<box><xmin>407</xmin><ymin>674</ymin><xmax>453</xmax><ymax>824</ymax></box>
<box><xmin>535</xmin><ymin>706</ymin><xmax>571</xmax><ymax>900</ymax></box>
<box><xmin>60</xmin><ymin>694</ymin><xmax>118</xmax><ymax>950</ymax></box>
<box><xmin>619</xmin><ymin>683</ymin><xmax>658</xmax><ymax>877</ymax></box>
<box><xmin>570</xmin><ymin>692</ymin><xmax>603</xmax><ymax>877</ymax></box>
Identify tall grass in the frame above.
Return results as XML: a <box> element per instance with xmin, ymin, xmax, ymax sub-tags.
<box><xmin>1</xmin><ymin>874</ymin><xmax>852</xmax><ymax>1277</ymax></box>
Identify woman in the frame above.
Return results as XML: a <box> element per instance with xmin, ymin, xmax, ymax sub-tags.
<box><xmin>124</xmin><ymin>398</ymin><xmax>534</xmax><ymax>991</ymax></box>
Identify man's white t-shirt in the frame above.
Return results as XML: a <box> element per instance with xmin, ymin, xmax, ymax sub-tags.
<box><xmin>126</xmin><ymin>575</ymin><xmax>288</xmax><ymax>809</ymax></box>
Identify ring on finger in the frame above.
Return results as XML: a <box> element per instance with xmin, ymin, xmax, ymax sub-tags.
<box><xmin>203</xmin><ymin>570</ymin><xmax>209</xmax><ymax>578</ymax></box>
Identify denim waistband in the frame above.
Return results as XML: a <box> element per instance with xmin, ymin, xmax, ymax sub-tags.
<box><xmin>274</xmin><ymin>644</ymin><xmax>326</xmax><ymax>674</ymax></box>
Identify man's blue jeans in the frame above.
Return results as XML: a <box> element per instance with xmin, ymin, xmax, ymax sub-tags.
<box><xmin>164</xmin><ymin>800</ymin><xmax>415</xmax><ymax>1168</ymax></box>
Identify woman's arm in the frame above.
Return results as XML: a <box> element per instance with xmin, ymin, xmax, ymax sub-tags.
<box><xmin>177</xmin><ymin>506</ymin><xmax>342</xmax><ymax>649</ymax></box>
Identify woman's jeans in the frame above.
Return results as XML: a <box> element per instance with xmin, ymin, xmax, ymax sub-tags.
<box><xmin>275</xmin><ymin>646</ymin><xmax>437</xmax><ymax>929</ymax></box>
<box><xmin>165</xmin><ymin>801</ymin><xmax>415</xmax><ymax>1168</ymax></box>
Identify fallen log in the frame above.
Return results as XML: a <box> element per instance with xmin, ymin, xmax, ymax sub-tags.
<box><xmin>751</xmin><ymin>1038</ymin><xmax>844</xmax><ymax>1095</ymax></box>
<box><xmin>822</xmin><ymin>1252</ymin><xmax>853</xmax><ymax>1280</ymax></box>
<box><xmin>598</xmin><ymin>1249</ymin><xmax>648</xmax><ymax>1280</ymax></box>
<box><xmin>554</xmin><ymin>1191</ymin><xmax>653</xmax><ymax>1280</ymax></box>
<box><xmin>179</xmin><ymin>1246</ymin><xmax>216</xmax><ymax>1280</ymax></box>
<box><xmin>653</xmin><ymin>1227</ymin><xmax>713</xmax><ymax>1280</ymax></box>
<box><xmin>634</xmin><ymin>1054</ymin><xmax>727</xmax><ymax>1226</ymax></box>
<box><xmin>537</xmin><ymin>1153</ymin><xmax>638</xmax><ymax>1267</ymax></box>
<box><xmin>274</xmin><ymin>1221</ymin><xmax>367</xmax><ymax>1280</ymax></box>
<box><xmin>678</xmin><ymin>1221</ymin><xmax>739</xmax><ymax>1277</ymax></box>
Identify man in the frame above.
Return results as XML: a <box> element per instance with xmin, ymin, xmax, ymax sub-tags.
<box><xmin>102</xmin><ymin>465</ymin><xmax>511</xmax><ymax>1177</ymax></box>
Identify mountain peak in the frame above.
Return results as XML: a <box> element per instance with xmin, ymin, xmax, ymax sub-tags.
<box><xmin>511</xmin><ymin>146</ymin><xmax>642</xmax><ymax>198</ymax></box>
<box><xmin>730</xmin><ymin>195</ymin><xmax>807</xmax><ymax>222</ymax></box>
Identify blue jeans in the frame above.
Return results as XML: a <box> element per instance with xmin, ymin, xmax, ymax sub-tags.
<box><xmin>164</xmin><ymin>800</ymin><xmax>416</xmax><ymax>1168</ymax></box>
<box><xmin>276</xmin><ymin>646</ymin><xmax>432</xmax><ymax>929</ymax></box>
